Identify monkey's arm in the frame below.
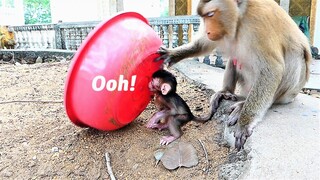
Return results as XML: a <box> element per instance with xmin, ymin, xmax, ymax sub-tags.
<box><xmin>221</xmin><ymin>59</ymin><xmax>238</xmax><ymax>93</ymax></box>
<box><xmin>146</xmin><ymin>110</ymin><xmax>169</xmax><ymax>129</ymax></box>
<box><xmin>205</xmin><ymin>59</ymin><xmax>238</xmax><ymax>119</ymax></box>
<box><xmin>234</xmin><ymin>63</ymin><xmax>283</xmax><ymax>150</ymax></box>
<box><xmin>158</xmin><ymin>34</ymin><xmax>216</xmax><ymax>66</ymax></box>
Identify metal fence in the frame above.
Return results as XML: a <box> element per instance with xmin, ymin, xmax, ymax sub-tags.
<box><xmin>10</xmin><ymin>15</ymin><xmax>225</xmax><ymax>67</ymax></box>
<box><xmin>11</xmin><ymin>16</ymin><xmax>200</xmax><ymax>51</ymax></box>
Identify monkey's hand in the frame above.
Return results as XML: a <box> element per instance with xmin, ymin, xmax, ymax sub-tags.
<box><xmin>234</xmin><ymin>124</ymin><xmax>253</xmax><ymax>151</ymax></box>
<box><xmin>146</xmin><ymin>121</ymin><xmax>160</xmax><ymax>129</ymax></box>
<box><xmin>155</xmin><ymin>46</ymin><xmax>180</xmax><ymax>67</ymax></box>
<box><xmin>147</xmin><ymin>122</ymin><xmax>168</xmax><ymax>131</ymax></box>
<box><xmin>209</xmin><ymin>91</ymin><xmax>237</xmax><ymax>116</ymax></box>
<box><xmin>146</xmin><ymin>111</ymin><xmax>165</xmax><ymax>129</ymax></box>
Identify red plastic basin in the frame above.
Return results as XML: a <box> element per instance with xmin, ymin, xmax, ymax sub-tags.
<box><xmin>64</xmin><ymin>12</ymin><xmax>163</xmax><ymax>130</ymax></box>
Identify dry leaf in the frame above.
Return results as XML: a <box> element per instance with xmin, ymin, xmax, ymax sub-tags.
<box><xmin>161</xmin><ymin>141</ymin><xmax>198</xmax><ymax>170</ymax></box>
<box><xmin>154</xmin><ymin>149</ymin><xmax>165</xmax><ymax>167</ymax></box>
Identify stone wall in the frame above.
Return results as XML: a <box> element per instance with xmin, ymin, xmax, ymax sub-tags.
<box><xmin>0</xmin><ymin>49</ymin><xmax>75</xmax><ymax>64</ymax></box>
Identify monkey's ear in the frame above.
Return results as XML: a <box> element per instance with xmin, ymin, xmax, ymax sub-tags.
<box><xmin>235</xmin><ymin>0</ymin><xmax>248</xmax><ymax>16</ymax></box>
<box><xmin>148</xmin><ymin>81</ymin><xmax>154</xmax><ymax>91</ymax></box>
<box><xmin>236</xmin><ymin>0</ymin><xmax>247</xmax><ymax>8</ymax></box>
<box><xmin>161</xmin><ymin>83</ymin><xmax>172</xmax><ymax>95</ymax></box>
<box><xmin>235</xmin><ymin>0</ymin><xmax>242</xmax><ymax>4</ymax></box>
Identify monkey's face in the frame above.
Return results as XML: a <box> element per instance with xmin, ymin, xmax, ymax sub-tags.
<box><xmin>149</xmin><ymin>78</ymin><xmax>159</xmax><ymax>92</ymax></box>
<box><xmin>197</xmin><ymin>0</ymin><xmax>238</xmax><ymax>41</ymax></box>
<box><xmin>202</xmin><ymin>10</ymin><xmax>226</xmax><ymax>41</ymax></box>
<box><xmin>149</xmin><ymin>78</ymin><xmax>172</xmax><ymax>95</ymax></box>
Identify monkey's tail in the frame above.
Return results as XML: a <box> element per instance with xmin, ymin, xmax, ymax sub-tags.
<box><xmin>193</xmin><ymin>112</ymin><xmax>214</xmax><ymax>122</ymax></box>
<box><xmin>304</xmin><ymin>47</ymin><xmax>312</xmax><ymax>81</ymax></box>
<box><xmin>192</xmin><ymin>101</ymin><xmax>220</xmax><ymax>122</ymax></box>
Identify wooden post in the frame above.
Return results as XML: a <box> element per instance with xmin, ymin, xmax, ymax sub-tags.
<box><xmin>169</xmin><ymin>0</ymin><xmax>175</xmax><ymax>16</ymax></box>
<box><xmin>187</xmin><ymin>0</ymin><xmax>192</xmax><ymax>15</ymax></box>
<box><xmin>310</xmin><ymin>0</ymin><xmax>317</xmax><ymax>45</ymax></box>
<box><xmin>187</xmin><ymin>0</ymin><xmax>192</xmax><ymax>40</ymax></box>
<box><xmin>54</xmin><ymin>23</ymin><xmax>62</xmax><ymax>49</ymax></box>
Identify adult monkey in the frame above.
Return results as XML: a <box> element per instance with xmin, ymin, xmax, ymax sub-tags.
<box><xmin>157</xmin><ymin>0</ymin><xmax>311</xmax><ymax>150</ymax></box>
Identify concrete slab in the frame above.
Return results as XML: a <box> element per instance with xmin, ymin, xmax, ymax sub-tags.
<box><xmin>242</xmin><ymin>94</ymin><xmax>320</xmax><ymax>179</ymax></box>
<box><xmin>173</xmin><ymin>59</ymin><xmax>224</xmax><ymax>90</ymax></box>
<box><xmin>173</xmin><ymin>59</ymin><xmax>320</xmax><ymax>179</ymax></box>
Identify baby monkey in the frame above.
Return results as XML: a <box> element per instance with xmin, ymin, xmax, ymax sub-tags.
<box><xmin>146</xmin><ymin>69</ymin><xmax>210</xmax><ymax>145</ymax></box>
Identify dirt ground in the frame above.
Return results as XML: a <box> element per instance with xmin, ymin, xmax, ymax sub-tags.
<box><xmin>0</xmin><ymin>61</ymin><xmax>229</xmax><ymax>179</ymax></box>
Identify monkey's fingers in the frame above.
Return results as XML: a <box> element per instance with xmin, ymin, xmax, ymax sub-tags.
<box><xmin>155</xmin><ymin>46</ymin><xmax>169</xmax><ymax>61</ymax></box>
<box><xmin>157</xmin><ymin>46</ymin><xmax>168</xmax><ymax>54</ymax></box>
<box><xmin>154</xmin><ymin>54</ymin><xmax>168</xmax><ymax>62</ymax></box>
<box><xmin>154</xmin><ymin>55</ymin><xmax>174</xmax><ymax>69</ymax></box>
<box><xmin>146</xmin><ymin>121</ymin><xmax>157</xmax><ymax>128</ymax></box>
<box><xmin>227</xmin><ymin>111</ymin><xmax>240</xmax><ymax>126</ymax></box>
<box><xmin>155</xmin><ymin>56</ymin><xmax>174</xmax><ymax>68</ymax></box>
<box><xmin>226</xmin><ymin>101</ymin><xmax>244</xmax><ymax>126</ymax></box>
<box><xmin>222</xmin><ymin>92</ymin><xmax>237</xmax><ymax>101</ymax></box>
<box><xmin>155</xmin><ymin>47</ymin><xmax>177</xmax><ymax>67</ymax></box>
<box><xmin>146</xmin><ymin>123</ymin><xmax>160</xmax><ymax>129</ymax></box>
<box><xmin>235</xmin><ymin>135</ymin><xmax>246</xmax><ymax>151</ymax></box>
<box><xmin>234</xmin><ymin>129</ymin><xmax>246</xmax><ymax>151</ymax></box>
<box><xmin>145</xmin><ymin>124</ymin><xmax>153</xmax><ymax>129</ymax></box>
<box><xmin>160</xmin><ymin>140</ymin><xmax>168</xmax><ymax>146</ymax></box>
<box><xmin>208</xmin><ymin>91</ymin><xmax>225</xmax><ymax>114</ymax></box>
<box><xmin>234</xmin><ymin>125</ymin><xmax>252</xmax><ymax>151</ymax></box>
<box><xmin>160</xmin><ymin>136</ymin><xmax>176</xmax><ymax>145</ymax></box>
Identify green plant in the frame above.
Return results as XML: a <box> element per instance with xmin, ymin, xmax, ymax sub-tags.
<box><xmin>24</xmin><ymin>0</ymin><xmax>52</xmax><ymax>24</ymax></box>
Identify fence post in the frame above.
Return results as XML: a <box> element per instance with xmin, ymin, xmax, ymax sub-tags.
<box><xmin>54</xmin><ymin>23</ymin><xmax>62</xmax><ymax>49</ymax></box>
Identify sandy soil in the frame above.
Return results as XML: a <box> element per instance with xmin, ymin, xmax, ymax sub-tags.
<box><xmin>0</xmin><ymin>61</ymin><xmax>229</xmax><ymax>179</ymax></box>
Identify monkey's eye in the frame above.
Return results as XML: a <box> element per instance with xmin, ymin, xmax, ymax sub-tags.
<box><xmin>206</xmin><ymin>11</ymin><xmax>215</xmax><ymax>17</ymax></box>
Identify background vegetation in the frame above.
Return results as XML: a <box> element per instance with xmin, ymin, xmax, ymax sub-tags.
<box><xmin>24</xmin><ymin>0</ymin><xmax>51</xmax><ymax>24</ymax></box>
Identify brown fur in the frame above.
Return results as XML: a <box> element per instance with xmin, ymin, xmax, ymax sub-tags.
<box><xmin>158</xmin><ymin>0</ymin><xmax>311</xmax><ymax>150</ymax></box>
<box><xmin>0</xmin><ymin>26</ymin><xmax>16</xmax><ymax>49</ymax></box>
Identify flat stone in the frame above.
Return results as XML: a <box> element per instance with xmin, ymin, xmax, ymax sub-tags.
<box><xmin>174</xmin><ymin>59</ymin><xmax>320</xmax><ymax>180</ymax></box>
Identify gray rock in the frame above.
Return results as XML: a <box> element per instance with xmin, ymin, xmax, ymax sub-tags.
<box><xmin>35</xmin><ymin>56</ymin><xmax>43</xmax><ymax>63</ymax></box>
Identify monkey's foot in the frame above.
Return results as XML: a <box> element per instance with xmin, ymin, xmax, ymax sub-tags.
<box><xmin>209</xmin><ymin>91</ymin><xmax>238</xmax><ymax>115</ymax></box>
<box><xmin>234</xmin><ymin>124</ymin><xmax>253</xmax><ymax>151</ymax></box>
<box><xmin>221</xmin><ymin>91</ymin><xmax>238</xmax><ymax>101</ymax></box>
<box><xmin>226</xmin><ymin>101</ymin><xmax>244</xmax><ymax>126</ymax></box>
<box><xmin>160</xmin><ymin>136</ymin><xmax>177</xmax><ymax>145</ymax></box>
